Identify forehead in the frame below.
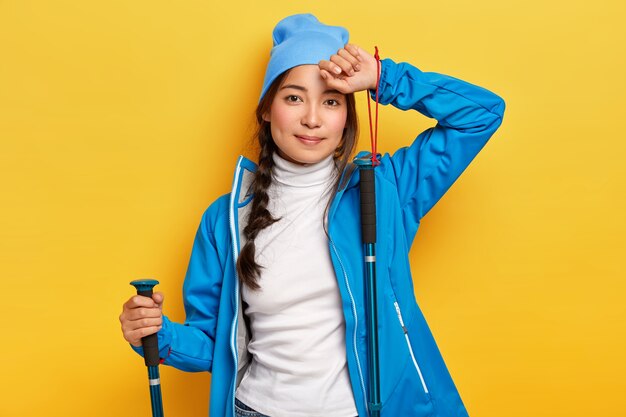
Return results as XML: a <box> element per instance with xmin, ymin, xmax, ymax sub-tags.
<box><xmin>280</xmin><ymin>64</ymin><xmax>327</xmax><ymax>90</ymax></box>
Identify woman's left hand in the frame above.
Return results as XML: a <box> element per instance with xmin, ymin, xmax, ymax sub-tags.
<box><xmin>318</xmin><ymin>44</ymin><xmax>379</xmax><ymax>94</ymax></box>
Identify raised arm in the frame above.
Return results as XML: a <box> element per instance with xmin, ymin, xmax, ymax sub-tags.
<box><xmin>376</xmin><ymin>58</ymin><xmax>505</xmax><ymax>242</ymax></box>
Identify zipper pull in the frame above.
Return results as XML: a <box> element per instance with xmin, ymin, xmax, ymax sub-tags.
<box><xmin>394</xmin><ymin>302</ymin><xmax>408</xmax><ymax>334</ymax></box>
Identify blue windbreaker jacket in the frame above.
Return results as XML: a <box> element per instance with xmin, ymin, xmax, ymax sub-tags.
<box><xmin>132</xmin><ymin>58</ymin><xmax>505</xmax><ymax>416</ymax></box>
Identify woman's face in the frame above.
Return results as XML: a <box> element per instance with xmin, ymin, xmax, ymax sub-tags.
<box><xmin>264</xmin><ymin>65</ymin><xmax>348</xmax><ymax>165</ymax></box>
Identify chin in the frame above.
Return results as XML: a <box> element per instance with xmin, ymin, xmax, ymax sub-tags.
<box><xmin>280</xmin><ymin>151</ymin><xmax>332</xmax><ymax>166</ymax></box>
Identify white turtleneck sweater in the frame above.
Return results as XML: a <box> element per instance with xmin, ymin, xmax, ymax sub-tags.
<box><xmin>235</xmin><ymin>153</ymin><xmax>357</xmax><ymax>417</ymax></box>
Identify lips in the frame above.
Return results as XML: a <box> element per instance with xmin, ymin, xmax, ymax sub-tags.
<box><xmin>295</xmin><ymin>135</ymin><xmax>323</xmax><ymax>145</ymax></box>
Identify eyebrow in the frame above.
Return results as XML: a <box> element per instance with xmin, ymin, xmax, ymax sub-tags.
<box><xmin>280</xmin><ymin>84</ymin><xmax>342</xmax><ymax>95</ymax></box>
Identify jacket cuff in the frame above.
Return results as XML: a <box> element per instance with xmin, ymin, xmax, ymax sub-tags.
<box><xmin>369</xmin><ymin>58</ymin><xmax>395</xmax><ymax>104</ymax></box>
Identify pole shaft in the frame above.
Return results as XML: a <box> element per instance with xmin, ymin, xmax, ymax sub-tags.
<box><xmin>358</xmin><ymin>163</ymin><xmax>382</xmax><ymax>416</ymax></box>
<box><xmin>365</xmin><ymin>244</ymin><xmax>381</xmax><ymax>417</ymax></box>
<box><xmin>148</xmin><ymin>366</ymin><xmax>164</xmax><ymax>417</ymax></box>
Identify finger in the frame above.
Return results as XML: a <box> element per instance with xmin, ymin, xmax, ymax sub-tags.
<box><xmin>123</xmin><ymin>316</ymin><xmax>163</xmax><ymax>331</ymax></box>
<box><xmin>338</xmin><ymin>48</ymin><xmax>361</xmax><ymax>71</ymax></box>
<box><xmin>125</xmin><ymin>306</ymin><xmax>163</xmax><ymax>321</ymax></box>
<box><xmin>319</xmin><ymin>68</ymin><xmax>332</xmax><ymax>81</ymax></box>
<box><xmin>330</xmin><ymin>55</ymin><xmax>356</xmax><ymax>76</ymax></box>
<box><xmin>119</xmin><ymin>304</ymin><xmax>162</xmax><ymax>325</ymax></box>
<box><xmin>351</xmin><ymin>45</ymin><xmax>376</xmax><ymax>66</ymax></box>
<box><xmin>345</xmin><ymin>44</ymin><xmax>361</xmax><ymax>60</ymax></box>
<box><xmin>318</xmin><ymin>59</ymin><xmax>339</xmax><ymax>76</ymax></box>
<box><xmin>353</xmin><ymin>45</ymin><xmax>373</xmax><ymax>64</ymax></box>
<box><xmin>124</xmin><ymin>325</ymin><xmax>162</xmax><ymax>347</ymax></box>
<box><xmin>152</xmin><ymin>292</ymin><xmax>164</xmax><ymax>306</ymax></box>
<box><xmin>319</xmin><ymin>68</ymin><xmax>343</xmax><ymax>86</ymax></box>
<box><xmin>123</xmin><ymin>295</ymin><xmax>158</xmax><ymax>309</ymax></box>
<box><xmin>319</xmin><ymin>69</ymin><xmax>350</xmax><ymax>94</ymax></box>
<box><xmin>320</xmin><ymin>56</ymin><xmax>353</xmax><ymax>76</ymax></box>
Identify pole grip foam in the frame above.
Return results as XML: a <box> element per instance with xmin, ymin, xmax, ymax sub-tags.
<box><xmin>137</xmin><ymin>288</ymin><xmax>160</xmax><ymax>367</ymax></box>
<box><xmin>359</xmin><ymin>168</ymin><xmax>376</xmax><ymax>244</ymax></box>
<box><xmin>130</xmin><ymin>279</ymin><xmax>161</xmax><ymax>368</ymax></box>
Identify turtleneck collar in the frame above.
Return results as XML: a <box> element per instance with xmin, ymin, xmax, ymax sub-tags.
<box><xmin>271</xmin><ymin>152</ymin><xmax>336</xmax><ymax>188</ymax></box>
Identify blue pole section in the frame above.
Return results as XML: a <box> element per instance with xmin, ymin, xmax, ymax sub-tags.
<box><xmin>365</xmin><ymin>243</ymin><xmax>381</xmax><ymax>416</ymax></box>
<box><xmin>130</xmin><ymin>279</ymin><xmax>165</xmax><ymax>417</ymax></box>
<box><xmin>148</xmin><ymin>366</ymin><xmax>164</xmax><ymax>417</ymax></box>
<box><xmin>355</xmin><ymin>155</ymin><xmax>382</xmax><ymax>416</ymax></box>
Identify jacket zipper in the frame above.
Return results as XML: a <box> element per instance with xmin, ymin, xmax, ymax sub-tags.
<box><xmin>228</xmin><ymin>162</ymin><xmax>243</xmax><ymax>416</ymax></box>
<box><xmin>229</xmin><ymin>161</ymin><xmax>367</xmax><ymax>415</ymax></box>
<box><xmin>330</xmin><ymin>239</ymin><xmax>370</xmax><ymax>416</ymax></box>
<box><xmin>393</xmin><ymin>301</ymin><xmax>429</xmax><ymax>395</ymax></box>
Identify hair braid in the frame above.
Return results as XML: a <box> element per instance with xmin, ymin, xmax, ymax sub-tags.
<box><xmin>236</xmin><ymin>125</ymin><xmax>279</xmax><ymax>290</ymax></box>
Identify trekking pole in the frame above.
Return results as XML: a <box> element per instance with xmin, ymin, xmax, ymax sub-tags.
<box><xmin>357</xmin><ymin>45</ymin><xmax>382</xmax><ymax>417</ymax></box>
<box><xmin>130</xmin><ymin>279</ymin><xmax>165</xmax><ymax>417</ymax></box>
<box><xmin>355</xmin><ymin>155</ymin><xmax>382</xmax><ymax>417</ymax></box>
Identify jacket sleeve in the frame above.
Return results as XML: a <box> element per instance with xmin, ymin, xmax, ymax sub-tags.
<box><xmin>376</xmin><ymin>58</ymin><xmax>505</xmax><ymax>242</ymax></box>
<box><xmin>131</xmin><ymin>206</ymin><xmax>224</xmax><ymax>372</ymax></box>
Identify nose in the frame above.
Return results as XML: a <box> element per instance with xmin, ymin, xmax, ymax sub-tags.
<box><xmin>301</xmin><ymin>104</ymin><xmax>321</xmax><ymax>129</ymax></box>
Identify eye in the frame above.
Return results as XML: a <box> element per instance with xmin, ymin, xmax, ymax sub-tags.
<box><xmin>325</xmin><ymin>98</ymin><xmax>341</xmax><ymax>106</ymax></box>
<box><xmin>285</xmin><ymin>95</ymin><xmax>302</xmax><ymax>103</ymax></box>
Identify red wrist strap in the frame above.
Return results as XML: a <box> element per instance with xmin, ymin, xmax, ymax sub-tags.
<box><xmin>366</xmin><ymin>46</ymin><xmax>381</xmax><ymax>166</ymax></box>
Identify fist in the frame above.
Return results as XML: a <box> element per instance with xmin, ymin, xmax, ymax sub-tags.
<box><xmin>119</xmin><ymin>292</ymin><xmax>164</xmax><ymax>347</ymax></box>
<box><xmin>318</xmin><ymin>44</ymin><xmax>380</xmax><ymax>94</ymax></box>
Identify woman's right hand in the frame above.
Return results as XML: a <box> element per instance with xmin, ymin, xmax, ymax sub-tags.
<box><xmin>119</xmin><ymin>292</ymin><xmax>164</xmax><ymax>347</ymax></box>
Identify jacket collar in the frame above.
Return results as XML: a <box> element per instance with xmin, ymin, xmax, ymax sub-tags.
<box><xmin>230</xmin><ymin>154</ymin><xmax>362</xmax><ymax>224</ymax></box>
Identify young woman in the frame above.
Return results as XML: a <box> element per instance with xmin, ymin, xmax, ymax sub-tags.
<box><xmin>120</xmin><ymin>13</ymin><xmax>505</xmax><ymax>417</ymax></box>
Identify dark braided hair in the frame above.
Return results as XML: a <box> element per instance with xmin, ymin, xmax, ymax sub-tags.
<box><xmin>237</xmin><ymin>69</ymin><xmax>359</xmax><ymax>290</ymax></box>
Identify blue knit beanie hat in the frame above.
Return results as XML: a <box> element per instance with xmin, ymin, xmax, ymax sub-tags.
<box><xmin>259</xmin><ymin>13</ymin><xmax>349</xmax><ymax>102</ymax></box>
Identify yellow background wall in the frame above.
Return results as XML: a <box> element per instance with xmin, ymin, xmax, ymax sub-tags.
<box><xmin>1</xmin><ymin>0</ymin><xmax>624</xmax><ymax>416</ymax></box>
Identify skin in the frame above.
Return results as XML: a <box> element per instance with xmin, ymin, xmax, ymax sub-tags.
<box><xmin>266</xmin><ymin>64</ymin><xmax>348</xmax><ymax>165</ymax></box>
<box><xmin>119</xmin><ymin>44</ymin><xmax>378</xmax><ymax>347</ymax></box>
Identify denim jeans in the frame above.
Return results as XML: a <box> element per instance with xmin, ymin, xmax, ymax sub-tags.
<box><xmin>234</xmin><ymin>398</ymin><xmax>358</xmax><ymax>417</ymax></box>
<box><xmin>234</xmin><ymin>398</ymin><xmax>270</xmax><ymax>417</ymax></box>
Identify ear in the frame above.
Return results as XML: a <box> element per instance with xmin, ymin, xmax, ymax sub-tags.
<box><xmin>262</xmin><ymin>110</ymin><xmax>271</xmax><ymax>122</ymax></box>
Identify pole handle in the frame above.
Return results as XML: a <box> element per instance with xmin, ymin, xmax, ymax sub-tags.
<box><xmin>359</xmin><ymin>167</ymin><xmax>376</xmax><ymax>244</ymax></box>
<box><xmin>130</xmin><ymin>279</ymin><xmax>161</xmax><ymax>367</ymax></box>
